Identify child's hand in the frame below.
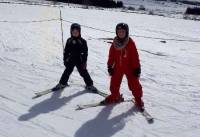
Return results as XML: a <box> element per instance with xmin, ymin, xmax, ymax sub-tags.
<box><xmin>108</xmin><ymin>66</ymin><xmax>114</xmax><ymax>76</ymax></box>
<box><xmin>133</xmin><ymin>68</ymin><xmax>141</xmax><ymax>78</ymax></box>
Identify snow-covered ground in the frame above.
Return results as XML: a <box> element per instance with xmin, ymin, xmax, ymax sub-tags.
<box><xmin>1</xmin><ymin>0</ymin><xmax>200</xmax><ymax>20</ymax></box>
<box><xmin>0</xmin><ymin>2</ymin><xmax>200</xmax><ymax>137</ymax></box>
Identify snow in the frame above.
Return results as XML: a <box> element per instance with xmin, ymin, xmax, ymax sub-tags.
<box><xmin>121</xmin><ymin>0</ymin><xmax>200</xmax><ymax>19</ymax></box>
<box><xmin>0</xmin><ymin>2</ymin><xmax>200</xmax><ymax>137</ymax></box>
<box><xmin>1</xmin><ymin>0</ymin><xmax>200</xmax><ymax>19</ymax></box>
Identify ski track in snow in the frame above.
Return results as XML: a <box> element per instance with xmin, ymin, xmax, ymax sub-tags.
<box><xmin>0</xmin><ymin>2</ymin><xmax>200</xmax><ymax>137</ymax></box>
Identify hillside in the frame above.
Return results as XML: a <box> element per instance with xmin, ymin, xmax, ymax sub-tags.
<box><xmin>0</xmin><ymin>2</ymin><xmax>200</xmax><ymax>137</ymax></box>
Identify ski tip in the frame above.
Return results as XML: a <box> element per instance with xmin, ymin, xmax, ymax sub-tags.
<box><xmin>32</xmin><ymin>95</ymin><xmax>41</xmax><ymax>99</ymax></box>
<box><xmin>75</xmin><ymin>108</ymin><xmax>82</xmax><ymax>111</ymax></box>
<box><xmin>147</xmin><ymin>118</ymin><xmax>154</xmax><ymax>124</ymax></box>
<box><xmin>76</xmin><ymin>106</ymin><xmax>83</xmax><ymax>110</ymax></box>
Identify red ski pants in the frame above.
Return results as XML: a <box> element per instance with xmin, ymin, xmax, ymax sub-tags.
<box><xmin>110</xmin><ymin>71</ymin><xmax>143</xmax><ymax>105</ymax></box>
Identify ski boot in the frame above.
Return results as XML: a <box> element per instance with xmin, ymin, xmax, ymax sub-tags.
<box><xmin>85</xmin><ymin>85</ymin><xmax>98</xmax><ymax>92</ymax></box>
<box><xmin>101</xmin><ymin>94</ymin><xmax>124</xmax><ymax>105</ymax></box>
<box><xmin>52</xmin><ymin>83</ymin><xmax>68</xmax><ymax>91</ymax></box>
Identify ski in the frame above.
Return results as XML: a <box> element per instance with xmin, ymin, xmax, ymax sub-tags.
<box><xmin>95</xmin><ymin>90</ymin><xmax>108</xmax><ymax>97</ymax></box>
<box><xmin>76</xmin><ymin>99</ymin><xmax>154</xmax><ymax>123</ymax></box>
<box><xmin>141</xmin><ymin>109</ymin><xmax>154</xmax><ymax>123</ymax></box>
<box><xmin>86</xmin><ymin>89</ymin><xmax>108</xmax><ymax>97</ymax></box>
<box><xmin>32</xmin><ymin>88</ymin><xmax>60</xmax><ymax>99</ymax></box>
<box><xmin>76</xmin><ymin>99</ymin><xmax>133</xmax><ymax>110</ymax></box>
<box><xmin>131</xmin><ymin>100</ymin><xmax>154</xmax><ymax>123</ymax></box>
<box><xmin>76</xmin><ymin>102</ymin><xmax>103</xmax><ymax>110</ymax></box>
<box><xmin>32</xmin><ymin>86</ymin><xmax>108</xmax><ymax>99</ymax></box>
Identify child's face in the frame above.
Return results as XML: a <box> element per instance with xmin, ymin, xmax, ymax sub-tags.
<box><xmin>71</xmin><ymin>29</ymin><xmax>80</xmax><ymax>37</ymax></box>
<box><xmin>117</xmin><ymin>29</ymin><xmax>126</xmax><ymax>39</ymax></box>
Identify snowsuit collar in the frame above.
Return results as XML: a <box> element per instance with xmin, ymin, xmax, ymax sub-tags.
<box><xmin>71</xmin><ymin>35</ymin><xmax>81</xmax><ymax>39</ymax></box>
<box><xmin>113</xmin><ymin>36</ymin><xmax>129</xmax><ymax>50</ymax></box>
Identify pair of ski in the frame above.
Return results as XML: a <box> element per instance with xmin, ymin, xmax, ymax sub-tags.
<box><xmin>32</xmin><ymin>87</ymin><xmax>154</xmax><ymax>123</ymax></box>
<box><xmin>77</xmin><ymin>98</ymin><xmax>154</xmax><ymax>123</ymax></box>
<box><xmin>32</xmin><ymin>86</ymin><xmax>108</xmax><ymax>99</ymax></box>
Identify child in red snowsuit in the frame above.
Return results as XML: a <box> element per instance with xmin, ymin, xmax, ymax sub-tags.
<box><xmin>102</xmin><ymin>23</ymin><xmax>144</xmax><ymax>108</ymax></box>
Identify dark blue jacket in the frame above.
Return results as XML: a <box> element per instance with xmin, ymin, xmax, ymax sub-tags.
<box><xmin>64</xmin><ymin>37</ymin><xmax>88</xmax><ymax>64</ymax></box>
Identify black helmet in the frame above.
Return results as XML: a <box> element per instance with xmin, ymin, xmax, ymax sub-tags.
<box><xmin>70</xmin><ymin>23</ymin><xmax>81</xmax><ymax>33</ymax></box>
<box><xmin>116</xmin><ymin>23</ymin><xmax>129</xmax><ymax>37</ymax></box>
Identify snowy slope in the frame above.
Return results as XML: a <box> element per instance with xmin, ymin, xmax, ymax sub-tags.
<box><xmin>122</xmin><ymin>0</ymin><xmax>200</xmax><ymax>19</ymax></box>
<box><xmin>122</xmin><ymin>0</ymin><xmax>186</xmax><ymax>17</ymax></box>
<box><xmin>1</xmin><ymin>0</ymin><xmax>200</xmax><ymax>19</ymax></box>
<box><xmin>0</xmin><ymin>2</ymin><xmax>200</xmax><ymax>137</ymax></box>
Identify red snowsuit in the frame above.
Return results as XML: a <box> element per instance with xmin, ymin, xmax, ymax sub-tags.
<box><xmin>107</xmin><ymin>37</ymin><xmax>144</xmax><ymax>107</ymax></box>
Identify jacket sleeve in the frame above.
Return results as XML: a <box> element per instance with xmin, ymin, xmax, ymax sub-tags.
<box><xmin>80</xmin><ymin>39</ymin><xmax>88</xmax><ymax>63</ymax></box>
<box><xmin>107</xmin><ymin>44</ymin><xmax>115</xmax><ymax>67</ymax></box>
<box><xmin>63</xmin><ymin>39</ymin><xmax>71</xmax><ymax>62</ymax></box>
<box><xmin>131</xmin><ymin>40</ymin><xmax>141</xmax><ymax>69</ymax></box>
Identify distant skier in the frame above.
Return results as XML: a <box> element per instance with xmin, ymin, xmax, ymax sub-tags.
<box><xmin>53</xmin><ymin>23</ymin><xmax>96</xmax><ymax>91</ymax></box>
<box><xmin>101</xmin><ymin>23</ymin><xmax>144</xmax><ymax>109</ymax></box>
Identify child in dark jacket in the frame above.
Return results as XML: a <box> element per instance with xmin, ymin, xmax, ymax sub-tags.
<box><xmin>53</xmin><ymin>23</ymin><xmax>96</xmax><ymax>91</ymax></box>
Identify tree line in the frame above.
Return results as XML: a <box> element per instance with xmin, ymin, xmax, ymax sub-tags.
<box><xmin>49</xmin><ymin>0</ymin><xmax>123</xmax><ymax>8</ymax></box>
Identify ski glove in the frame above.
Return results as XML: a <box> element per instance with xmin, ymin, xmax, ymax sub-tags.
<box><xmin>108</xmin><ymin>66</ymin><xmax>114</xmax><ymax>76</ymax></box>
<box><xmin>64</xmin><ymin>58</ymin><xmax>70</xmax><ymax>67</ymax></box>
<box><xmin>133</xmin><ymin>67</ymin><xmax>141</xmax><ymax>78</ymax></box>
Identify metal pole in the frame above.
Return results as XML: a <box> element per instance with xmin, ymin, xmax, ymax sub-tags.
<box><xmin>59</xmin><ymin>9</ymin><xmax>64</xmax><ymax>52</ymax></box>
